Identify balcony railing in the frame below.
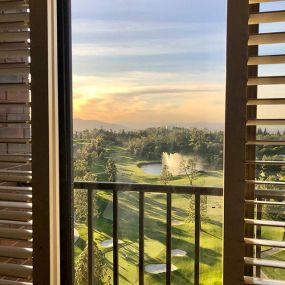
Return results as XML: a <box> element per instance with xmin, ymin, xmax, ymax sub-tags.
<box><xmin>74</xmin><ymin>181</ymin><xmax>223</xmax><ymax>285</ymax></box>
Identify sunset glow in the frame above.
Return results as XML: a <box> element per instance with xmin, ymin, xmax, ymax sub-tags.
<box><xmin>72</xmin><ymin>0</ymin><xmax>227</xmax><ymax>128</ymax></box>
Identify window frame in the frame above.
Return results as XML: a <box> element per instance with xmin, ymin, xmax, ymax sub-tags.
<box><xmin>57</xmin><ymin>0</ymin><xmax>74</xmax><ymax>283</ymax></box>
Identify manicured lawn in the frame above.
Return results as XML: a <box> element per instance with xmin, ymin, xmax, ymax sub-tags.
<box><xmin>74</xmin><ymin>140</ymin><xmax>285</xmax><ymax>283</ymax></box>
<box><xmin>74</xmin><ymin>141</ymin><xmax>224</xmax><ymax>284</ymax></box>
<box><xmin>262</xmin><ymin>227</ymin><xmax>284</xmax><ymax>242</ymax></box>
<box><xmin>94</xmin><ymin>144</ymin><xmax>224</xmax><ymax>188</ymax></box>
<box><xmin>75</xmin><ymin>191</ymin><xmax>224</xmax><ymax>285</ymax></box>
<box><xmin>263</xmin><ymin>250</ymin><xmax>285</xmax><ymax>280</ymax></box>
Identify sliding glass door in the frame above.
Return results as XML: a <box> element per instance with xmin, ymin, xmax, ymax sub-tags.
<box><xmin>71</xmin><ymin>1</ymin><xmax>226</xmax><ymax>284</ymax></box>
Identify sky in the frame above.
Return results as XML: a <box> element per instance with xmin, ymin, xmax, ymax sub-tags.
<box><xmin>72</xmin><ymin>0</ymin><xmax>285</xmax><ymax>128</ymax></box>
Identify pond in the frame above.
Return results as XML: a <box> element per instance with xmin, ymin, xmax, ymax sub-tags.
<box><xmin>140</xmin><ymin>163</ymin><xmax>162</xmax><ymax>175</ymax></box>
<box><xmin>139</xmin><ymin>152</ymin><xmax>210</xmax><ymax>176</ymax></box>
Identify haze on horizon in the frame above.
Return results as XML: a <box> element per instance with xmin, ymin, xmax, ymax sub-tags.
<box><xmin>72</xmin><ymin>0</ymin><xmax>284</xmax><ymax>127</ymax></box>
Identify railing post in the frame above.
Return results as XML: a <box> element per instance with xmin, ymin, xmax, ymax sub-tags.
<box><xmin>166</xmin><ymin>192</ymin><xmax>172</xmax><ymax>285</ymax></box>
<box><xmin>88</xmin><ymin>189</ymin><xmax>94</xmax><ymax>285</ymax></box>
<box><xmin>195</xmin><ymin>193</ymin><xmax>201</xmax><ymax>285</ymax></box>
<box><xmin>139</xmin><ymin>191</ymin><xmax>145</xmax><ymax>285</ymax></box>
<box><xmin>113</xmin><ymin>189</ymin><xmax>119</xmax><ymax>285</ymax></box>
<box><xmin>72</xmin><ymin>182</ymin><xmax>223</xmax><ymax>285</ymax></box>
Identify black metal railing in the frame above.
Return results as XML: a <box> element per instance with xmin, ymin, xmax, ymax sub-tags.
<box><xmin>74</xmin><ymin>181</ymin><xmax>223</xmax><ymax>285</ymax></box>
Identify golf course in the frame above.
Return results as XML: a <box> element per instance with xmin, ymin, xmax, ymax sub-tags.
<box><xmin>73</xmin><ymin>128</ymin><xmax>285</xmax><ymax>284</ymax></box>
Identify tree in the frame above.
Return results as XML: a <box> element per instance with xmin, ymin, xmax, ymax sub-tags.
<box><xmin>264</xmin><ymin>202</ymin><xmax>285</xmax><ymax>223</ymax></box>
<box><xmin>179</xmin><ymin>158</ymin><xmax>208</xmax><ymax>227</ymax></box>
<box><xmin>186</xmin><ymin>195</ymin><xmax>208</xmax><ymax>227</ymax></box>
<box><xmin>263</xmin><ymin>128</ymin><xmax>268</xmax><ymax>136</ymax></box>
<box><xmin>257</xmin><ymin>128</ymin><xmax>263</xmax><ymax>136</ymax></box>
<box><xmin>160</xmin><ymin>165</ymin><xmax>173</xmax><ymax>185</ymax></box>
<box><xmin>74</xmin><ymin>177</ymin><xmax>97</xmax><ymax>224</ymax></box>
<box><xmin>179</xmin><ymin>158</ymin><xmax>198</xmax><ymax>185</ymax></box>
<box><xmin>73</xmin><ymin>133</ymin><xmax>111</xmax><ymax>285</ymax></box>
<box><xmin>74</xmin><ymin>159</ymin><xmax>88</xmax><ymax>177</ymax></box>
<box><xmin>75</xmin><ymin>242</ymin><xmax>111</xmax><ymax>285</ymax></box>
<box><xmin>105</xmin><ymin>158</ymin><xmax>117</xmax><ymax>182</ymax></box>
<box><xmin>74</xmin><ymin>159</ymin><xmax>97</xmax><ymax>223</ymax></box>
<box><xmin>91</xmin><ymin>135</ymin><xmax>105</xmax><ymax>158</ymax></box>
<box><xmin>74</xmin><ymin>160</ymin><xmax>109</xmax><ymax>285</ymax></box>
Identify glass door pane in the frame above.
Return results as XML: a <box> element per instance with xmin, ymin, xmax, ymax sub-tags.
<box><xmin>72</xmin><ymin>1</ymin><xmax>226</xmax><ymax>284</ymax></box>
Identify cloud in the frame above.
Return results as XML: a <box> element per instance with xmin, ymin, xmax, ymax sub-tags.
<box><xmin>72</xmin><ymin>19</ymin><xmax>224</xmax><ymax>34</ymax></box>
<box><xmin>71</xmin><ymin>0</ymin><xmax>227</xmax><ymax>126</ymax></box>
<box><xmin>74</xmin><ymin>95</ymin><xmax>225</xmax><ymax>125</ymax></box>
<box><xmin>73</xmin><ymin>73</ymin><xmax>225</xmax><ymax>125</ymax></box>
<box><xmin>72</xmin><ymin>19</ymin><xmax>225</xmax><ymax>58</ymax></box>
<box><xmin>72</xmin><ymin>33</ymin><xmax>225</xmax><ymax>57</ymax></box>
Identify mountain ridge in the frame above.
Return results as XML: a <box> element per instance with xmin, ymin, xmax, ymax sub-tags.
<box><xmin>73</xmin><ymin>118</ymin><xmax>224</xmax><ymax>132</ymax></box>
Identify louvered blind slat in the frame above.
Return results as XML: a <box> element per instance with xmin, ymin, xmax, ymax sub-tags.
<box><xmin>0</xmin><ymin>13</ymin><xmax>29</xmax><ymax>23</ymax></box>
<box><xmin>0</xmin><ymin>1</ymin><xmax>32</xmax><ymax>283</ymax></box>
<box><xmin>249</xmin><ymin>11</ymin><xmax>285</xmax><ymax>24</ymax></box>
<box><xmin>247</xmin><ymin>98</ymin><xmax>285</xmax><ymax>105</ymax></box>
<box><xmin>244</xmin><ymin>276</ymin><xmax>285</xmax><ymax>285</ymax></box>
<box><xmin>244</xmin><ymin>257</ymin><xmax>285</xmax><ymax>269</ymax></box>
<box><xmin>249</xmin><ymin>32</ymin><xmax>285</xmax><ymax>45</ymax></box>
<box><xmin>0</xmin><ymin>1</ymin><xmax>29</xmax><ymax>10</ymax></box>
<box><xmin>249</xmin><ymin>0</ymin><xmax>285</xmax><ymax>4</ymax></box>
<box><xmin>248</xmin><ymin>76</ymin><xmax>285</xmax><ymax>85</ymax></box>
<box><xmin>248</xmin><ymin>55</ymin><xmax>285</xmax><ymax>65</ymax></box>
<box><xmin>240</xmin><ymin>1</ymin><xmax>285</xmax><ymax>284</ymax></box>
<box><xmin>0</xmin><ymin>263</ymin><xmax>32</xmax><ymax>279</ymax></box>
<box><xmin>0</xmin><ymin>280</ymin><xmax>32</xmax><ymax>285</ymax></box>
<box><xmin>244</xmin><ymin>238</ymin><xmax>285</xmax><ymax>248</ymax></box>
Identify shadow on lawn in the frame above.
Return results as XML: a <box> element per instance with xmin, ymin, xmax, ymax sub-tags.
<box><xmin>91</xmin><ymin>190</ymin><xmax>222</xmax><ymax>273</ymax></box>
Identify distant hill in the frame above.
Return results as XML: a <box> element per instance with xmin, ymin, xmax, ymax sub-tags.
<box><xmin>73</xmin><ymin>119</ymin><xmax>225</xmax><ymax>132</ymax></box>
<box><xmin>73</xmin><ymin>119</ymin><xmax>126</xmax><ymax>132</ymax></box>
<box><xmin>120</xmin><ymin>121</ymin><xmax>225</xmax><ymax>131</ymax></box>
<box><xmin>177</xmin><ymin>122</ymin><xmax>224</xmax><ymax>131</ymax></box>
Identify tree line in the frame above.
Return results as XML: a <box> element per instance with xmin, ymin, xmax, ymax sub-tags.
<box><xmin>74</xmin><ymin>127</ymin><xmax>224</xmax><ymax>167</ymax></box>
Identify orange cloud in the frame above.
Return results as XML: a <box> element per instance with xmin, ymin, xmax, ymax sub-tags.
<box><xmin>73</xmin><ymin>73</ymin><xmax>227</xmax><ymax>125</ymax></box>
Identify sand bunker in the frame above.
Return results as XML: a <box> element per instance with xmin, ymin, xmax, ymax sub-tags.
<box><xmin>145</xmin><ymin>264</ymin><xmax>177</xmax><ymax>274</ymax></box>
<box><xmin>74</xmin><ymin>229</ymin><xmax>79</xmax><ymax>243</ymax></box>
<box><xmin>100</xmin><ymin>239</ymin><xmax>123</xmax><ymax>248</ymax></box>
<box><xmin>171</xmin><ymin>249</ymin><xmax>187</xmax><ymax>257</ymax></box>
<box><xmin>172</xmin><ymin>220</ymin><xmax>184</xmax><ymax>226</ymax></box>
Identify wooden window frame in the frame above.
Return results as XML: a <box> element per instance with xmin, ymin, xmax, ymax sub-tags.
<box><xmin>223</xmin><ymin>0</ymin><xmax>250</xmax><ymax>284</ymax></box>
<box><xmin>31</xmin><ymin>0</ymin><xmax>73</xmax><ymax>284</ymax></box>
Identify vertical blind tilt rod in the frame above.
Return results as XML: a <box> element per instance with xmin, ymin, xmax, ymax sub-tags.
<box><xmin>255</xmin><ymin>202</ymin><xmax>262</xmax><ymax>277</ymax></box>
<box><xmin>245</xmin><ymin>2</ymin><xmax>259</xmax><ymax>279</ymax></box>
<box><xmin>195</xmin><ymin>194</ymin><xmax>201</xmax><ymax>285</ymax></box>
<box><xmin>139</xmin><ymin>191</ymin><xmax>145</xmax><ymax>285</ymax></box>
<box><xmin>113</xmin><ymin>190</ymin><xmax>119</xmax><ymax>285</ymax></box>
<box><xmin>166</xmin><ymin>192</ymin><xmax>172</xmax><ymax>285</ymax></box>
<box><xmin>88</xmin><ymin>190</ymin><xmax>94</xmax><ymax>285</ymax></box>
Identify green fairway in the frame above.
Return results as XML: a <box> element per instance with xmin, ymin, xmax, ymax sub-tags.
<box><xmin>89</xmin><ymin>144</ymin><xmax>224</xmax><ymax>187</ymax></box>
<box><xmin>75</xmin><ymin>191</ymin><xmax>223</xmax><ymax>285</ymax></box>
<box><xmin>263</xmin><ymin>250</ymin><xmax>285</xmax><ymax>280</ymax></box>
<box><xmin>73</xmin><ymin>122</ymin><xmax>285</xmax><ymax>284</ymax></box>
<box><xmin>74</xmin><ymin>140</ymin><xmax>225</xmax><ymax>284</ymax></box>
<box><xmin>74</xmin><ymin>136</ymin><xmax>285</xmax><ymax>284</ymax></box>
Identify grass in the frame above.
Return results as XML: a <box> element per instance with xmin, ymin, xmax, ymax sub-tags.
<box><xmin>74</xmin><ymin>142</ymin><xmax>225</xmax><ymax>284</ymax></box>
<box><xmin>263</xmin><ymin>251</ymin><xmax>285</xmax><ymax>280</ymax></box>
<box><xmin>75</xmin><ymin>191</ymin><xmax>224</xmax><ymax>284</ymax></box>
<box><xmin>99</xmin><ymin>144</ymin><xmax>224</xmax><ymax>187</ymax></box>
<box><xmin>74</xmin><ymin>141</ymin><xmax>285</xmax><ymax>284</ymax></box>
